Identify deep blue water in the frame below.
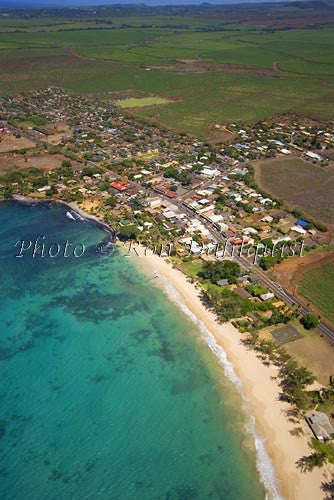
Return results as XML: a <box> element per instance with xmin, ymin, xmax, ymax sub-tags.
<box><xmin>0</xmin><ymin>200</ymin><xmax>266</xmax><ymax>500</ymax></box>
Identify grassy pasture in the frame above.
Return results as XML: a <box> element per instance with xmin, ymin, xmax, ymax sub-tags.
<box><xmin>1</xmin><ymin>47</ymin><xmax>334</xmax><ymax>138</ymax></box>
<box><xmin>0</xmin><ymin>28</ymin><xmax>162</xmax><ymax>50</ymax></box>
<box><xmin>254</xmin><ymin>158</ymin><xmax>334</xmax><ymax>225</ymax></box>
<box><xmin>116</xmin><ymin>96</ymin><xmax>173</xmax><ymax>108</ymax></box>
<box><xmin>0</xmin><ymin>17</ymin><xmax>333</xmax><ymax>138</ymax></box>
<box><xmin>298</xmin><ymin>262</ymin><xmax>334</xmax><ymax>323</ymax></box>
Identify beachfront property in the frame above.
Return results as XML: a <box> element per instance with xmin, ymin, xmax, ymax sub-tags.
<box><xmin>306</xmin><ymin>412</ymin><xmax>334</xmax><ymax>441</ymax></box>
<box><xmin>0</xmin><ymin>88</ymin><xmax>331</xmax><ymax>295</ymax></box>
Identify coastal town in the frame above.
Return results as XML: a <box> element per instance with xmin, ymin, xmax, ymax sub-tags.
<box><xmin>0</xmin><ymin>88</ymin><xmax>332</xmax><ymax>257</ymax></box>
<box><xmin>2</xmin><ymin>0</ymin><xmax>334</xmax><ymax>498</ymax></box>
<box><xmin>0</xmin><ymin>87</ymin><xmax>333</xmax><ymax>332</ymax></box>
<box><xmin>0</xmin><ymin>88</ymin><xmax>333</xmax><ymax>299</ymax></box>
<box><xmin>1</xmin><ymin>88</ymin><xmax>334</xmax><ymax>498</ymax></box>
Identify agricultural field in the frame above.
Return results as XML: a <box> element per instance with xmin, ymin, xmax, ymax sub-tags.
<box><xmin>116</xmin><ymin>96</ymin><xmax>173</xmax><ymax>108</ymax></box>
<box><xmin>0</xmin><ymin>10</ymin><xmax>334</xmax><ymax>138</ymax></box>
<box><xmin>298</xmin><ymin>262</ymin><xmax>334</xmax><ymax>324</ymax></box>
<box><xmin>254</xmin><ymin>158</ymin><xmax>334</xmax><ymax>225</ymax></box>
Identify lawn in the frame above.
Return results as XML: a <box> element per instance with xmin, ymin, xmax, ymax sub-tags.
<box><xmin>180</xmin><ymin>259</ymin><xmax>204</xmax><ymax>278</ymax></box>
<box><xmin>254</xmin><ymin>158</ymin><xmax>334</xmax><ymax>225</ymax></box>
<box><xmin>298</xmin><ymin>262</ymin><xmax>334</xmax><ymax>323</ymax></box>
<box><xmin>116</xmin><ymin>96</ymin><xmax>173</xmax><ymax>108</ymax></box>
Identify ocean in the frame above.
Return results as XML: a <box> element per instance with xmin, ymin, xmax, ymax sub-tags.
<box><xmin>0</xmin><ymin>200</ymin><xmax>270</xmax><ymax>500</ymax></box>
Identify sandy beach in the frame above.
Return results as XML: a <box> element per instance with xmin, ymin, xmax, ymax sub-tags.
<box><xmin>129</xmin><ymin>245</ymin><xmax>331</xmax><ymax>500</ymax></box>
<box><xmin>7</xmin><ymin>196</ymin><xmax>331</xmax><ymax>498</ymax></box>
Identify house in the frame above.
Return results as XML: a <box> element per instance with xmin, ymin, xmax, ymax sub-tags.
<box><xmin>111</xmin><ymin>180</ymin><xmax>128</xmax><ymax>192</ymax></box>
<box><xmin>261</xmin><ymin>215</ymin><xmax>273</xmax><ymax>223</ymax></box>
<box><xmin>190</xmin><ymin>241</ymin><xmax>202</xmax><ymax>255</ymax></box>
<box><xmin>272</xmin><ymin>236</ymin><xmax>291</xmax><ymax>246</ymax></box>
<box><xmin>234</xmin><ymin>287</ymin><xmax>253</xmax><ymax>300</ymax></box>
<box><xmin>306</xmin><ymin>412</ymin><xmax>334</xmax><ymax>441</ymax></box>
<box><xmin>147</xmin><ymin>197</ymin><xmax>162</xmax><ymax>209</ymax></box>
<box><xmin>201</xmin><ymin>167</ymin><xmax>220</xmax><ymax>177</ymax></box>
<box><xmin>37</xmin><ymin>185</ymin><xmax>51</xmax><ymax>193</ymax></box>
<box><xmin>306</xmin><ymin>151</ymin><xmax>322</xmax><ymax>161</ymax></box>
<box><xmin>217</xmin><ymin>279</ymin><xmax>229</xmax><ymax>287</ymax></box>
<box><xmin>260</xmin><ymin>292</ymin><xmax>275</xmax><ymax>301</ymax></box>
<box><xmin>296</xmin><ymin>219</ymin><xmax>309</xmax><ymax>229</ymax></box>
<box><xmin>291</xmin><ymin>225</ymin><xmax>307</xmax><ymax>235</ymax></box>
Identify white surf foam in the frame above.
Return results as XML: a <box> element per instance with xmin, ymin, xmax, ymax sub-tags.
<box><xmin>66</xmin><ymin>210</ymin><xmax>86</xmax><ymax>221</ymax></box>
<box><xmin>66</xmin><ymin>210</ymin><xmax>76</xmax><ymax>220</ymax></box>
<box><xmin>73</xmin><ymin>211</ymin><xmax>86</xmax><ymax>221</ymax></box>
<box><xmin>158</xmin><ymin>274</ymin><xmax>284</xmax><ymax>500</ymax></box>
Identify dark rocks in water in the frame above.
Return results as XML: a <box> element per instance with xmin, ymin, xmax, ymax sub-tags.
<box><xmin>0</xmin><ymin>348</ymin><xmax>12</xmax><ymax>361</ymax></box>
<box><xmin>94</xmin><ymin>237</ymin><xmax>114</xmax><ymax>257</ymax></box>
<box><xmin>167</xmin><ymin>486</ymin><xmax>199</xmax><ymax>500</ymax></box>
<box><xmin>0</xmin><ymin>420</ymin><xmax>7</xmax><ymax>440</ymax></box>
<box><xmin>88</xmin><ymin>374</ymin><xmax>106</xmax><ymax>384</ymax></box>
<box><xmin>49</xmin><ymin>288</ymin><xmax>139</xmax><ymax>324</ymax></box>
<box><xmin>131</xmin><ymin>328</ymin><xmax>151</xmax><ymax>343</ymax></box>
<box><xmin>48</xmin><ymin>469</ymin><xmax>63</xmax><ymax>482</ymax></box>
<box><xmin>84</xmin><ymin>460</ymin><xmax>96</xmax><ymax>472</ymax></box>
<box><xmin>149</xmin><ymin>338</ymin><xmax>175</xmax><ymax>363</ymax></box>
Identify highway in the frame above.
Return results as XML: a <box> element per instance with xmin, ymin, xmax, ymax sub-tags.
<box><xmin>8</xmin><ymin>121</ymin><xmax>334</xmax><ymax>345</ymax></box>
<box><xmin>235</xmin><ymin>255</ymin><xmax>334</xmax><ymax>343</ymax></box>
<box><xmin>168</xmin><ymin>193</ymin><xmax>334</xmax><ymax>346</ymax></box>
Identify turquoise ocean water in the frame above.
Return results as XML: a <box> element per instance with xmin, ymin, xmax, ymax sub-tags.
<box><xmin>0</xmin><ymin>200</ymin><xmax>272</xmax><ymax>500</ymax></box>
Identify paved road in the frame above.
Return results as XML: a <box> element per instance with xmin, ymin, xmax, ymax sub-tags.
<box><xmin>235</xmin><ymin>254</ymin><xmax>334</xmax><ymax>344</ymax></box>
<box><xmin>12</xmin><ymin>123</ymin><xmax>334</xmax><ymax>345</ymax></box>
<box><xmin>172</xmin><ymin>198</ymin><xmax>334</xmax><ymax>345</ymax></box>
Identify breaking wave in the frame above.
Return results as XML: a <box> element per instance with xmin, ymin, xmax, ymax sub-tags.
<box><xmin>66</xmin><ymin>210</ymin><xmax>86</xmax><ymax>221</ymax></box>
<box><xmin>159</xmin><ymin>275</ymin><xmax>284</xmax><ymax>500</ymax></box>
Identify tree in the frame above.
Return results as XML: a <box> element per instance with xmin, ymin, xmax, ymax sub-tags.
<box><xmin>61</xmin><ymin>160</ymin><xmax>72</xmax><ymax>168</ymax></box>
<box><xmin>297</xmin><ymin>452</ymin><xmax>327</xmax><ymax>472</ymax></box>
<box><xmin>204</xmin><ymin>286</ymin><xmax>244</xmax><ymax>323</ymax></box>
<box><xmin>246</xmin><ymin>284</ymin><xmax>268</xmax><ymax>297</ymax></box>
<box><xmin>164</xmin><ymin>166</ymin><xmax>178</xmax><ymax>179</ymax></box>
<box><xmin>105</xmin><ymin>196</ymin><xmax>117</xmax><ymax>208</ymax></box>
<box><xmin>80</xmin><ymin>166</ymin><xmax>104</xmax><ymax>178</ymax></box>
<box><xmin>199</xmin><ymin>260</ymin><xmax>241</xmax><ymax>284</ymax></box>
<box><xmin>118</xmin><ymin>225</ymin><xmax>138</xmax><ymax>241</ymax></box>
<box><xmin>301</xmin><ymin>314</ymin><xmax>320</xmax><ymax>330</ymax></box>
<box><xmin>261</xmin><ymin>238</ymin><xmax>274</xmax><ymax>249</ymax></box>
<box><xmin>45</xmin><ymin>185</ymin><xmax>57</xmax><ymax>196</ymax></box>
<box><xmin>279</xmin><ymin>359</ymin><xmax>316</xmax><ymax>409</ymax></box>
<box><xmin>260</xmin><ymin>255</ymin><xmax>281</xmax><ymax>270</ymax></box>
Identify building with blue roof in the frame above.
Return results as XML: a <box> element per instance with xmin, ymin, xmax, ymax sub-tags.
<box><xmin>296</xmin><ymin>219</ymin><xmax>309</xmax><ymax>228</ymax></box>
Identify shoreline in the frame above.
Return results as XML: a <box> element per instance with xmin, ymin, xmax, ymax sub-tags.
<box><xmin>4</xmin><ymin>196</ymin><xmax>331</xmax><ymax>497</ymax></box>
<box><xmin>7</xmin><ymin>195</ymin><xmax>116</xmax><ymax>236</ymax></box>
<box><xmin>129</xmin><ymin>245</ymin><xmax>330</xmax><ymax>500</ymax></box>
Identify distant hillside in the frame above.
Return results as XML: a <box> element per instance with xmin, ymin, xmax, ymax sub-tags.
<box><xmin>0</xmin><ymin>0</ymin><xmax>311</xmax><ymax>8</ymax></box>
<box><xmin>289</xmin><ymin>0</ymin><xmax>332</xmax><ymax>8</ymax></box>
<box><xmin>2</xmin><ymin>0</ymin><xmax>334</xmax><ymax>9</ymax></box>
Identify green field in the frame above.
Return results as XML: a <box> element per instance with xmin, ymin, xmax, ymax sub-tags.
<box><xmin>255</xmin><ymin>158</ymin><xmax>334</xmax><ymax>225</ymax></box>
<box><xmin>298</xmin><ymin>262</ymin><xmax>334</xmax><ymax>323</ymax></box>
<box><xmin>180</xmin><ymin>259</ymin><xmax>204</xmax><ymax>278</ymax></box>
<box><xmin>116</xmin><ymin>96</ymin><xmax>173</xmax><ymax>108</ymax></box>
<box><xmin>0</xmin><ymin>14</ymin><xmax>334</xmax><ymax>137</ymax></box>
